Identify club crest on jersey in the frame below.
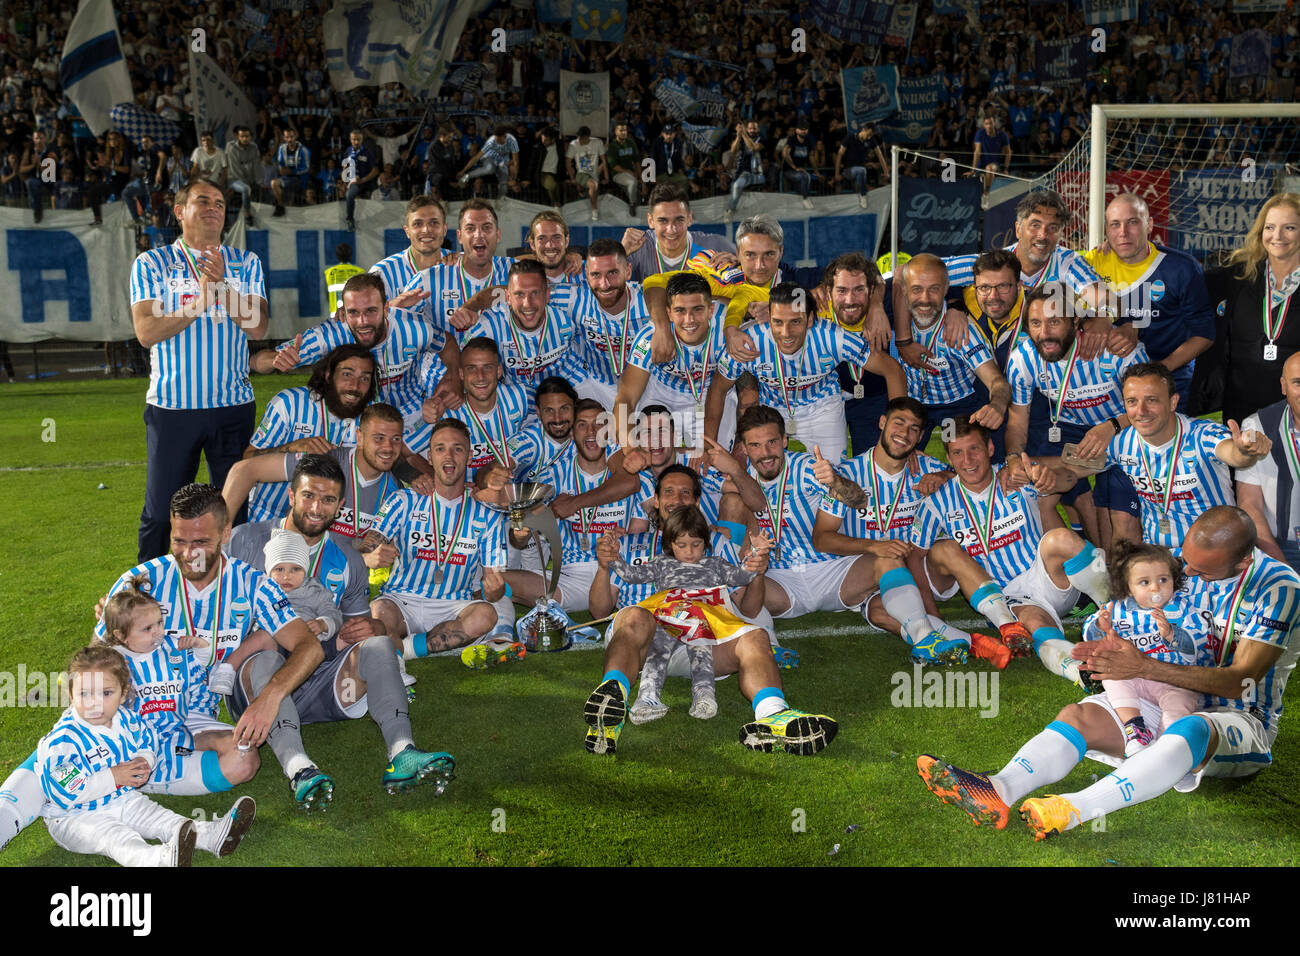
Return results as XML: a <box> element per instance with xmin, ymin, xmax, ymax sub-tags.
<box><xmin>167</xmin><ymin>653</ymin><xmax>183</xmax><ymax>667</ymax></box>
<box><xmin>231</xmin><ymin>598</ymin><xmax>251</xmax><ymax>623</ymax></box>
<box><xmin>1149</xmin><ymin>280</ymin><xmax>1165</xmax><ymax>302</ymax></box>
<box><xmin>326</xmin><ymin>568</ymin><xmax>346</xmax><ymax>587</ymax></box>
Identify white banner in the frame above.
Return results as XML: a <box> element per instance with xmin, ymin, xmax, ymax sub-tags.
<box><xmin>560</xmin><ymin>70</ymin><xmax>610</xmax><ymax>138</ymax></box>
<box><xmin>189</xmin><ymin>50</ymin><xmax>258</xmax><ymax>148</ymax></box>
<box><xmin>323</xmin><ymin>0</ymin><xmax>472</xmax><ymax>93</ymax></box>
<box><xmin>0</xmin><ymin>202</ymin><xmax>135</xmax><ymax>343</ymax></box>
<box><xmin>0</xmin><ymin>191</ymin><xmax>890</xmax><ymax>342</ymax></box>
<box><xmin>59</xmin><ymin>0</ymin><xmax>134</xmax><ymax>137</ymax></box>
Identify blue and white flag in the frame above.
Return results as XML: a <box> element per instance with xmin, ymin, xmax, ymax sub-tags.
<box><xmin>680</xmin><ymin>123</ymin><xmax>728</xmax><ymax>154</ymax></box>
<box><xmin>572</xmin><ymin>0</ymin><xmax>626</xmax><ymax>42</ymax></box>
<box><xmin>560</xmin><ymin>70</ymin><xmax>609</xmax><ymax>138</ymax></box>
<box><xmin>110</xmin><ymin>102</ymin><xmax>181</xmax><ymax>150</ymax></box>
<box><xmin>59</xmin><ymin>0</ymin><xmax>134</xmax><ymax>137</ymax></box>
<box><xmin>654</xmin><ymin>78</ymin><xmax>699</xmax><ymax>123</ymax></box>
<box><xmin>537</xmin><ymin>0</ymin><xmax>573</xmax><ymax>22</ymax></box>
<box><xmin>841</xmin><ymin>67</ymin><xmax>898</xmax><ymax>132</ymax></box>
<box><xmin>189</xmin><ymin>50</ymin><xmax>257</xmax><ymax>147</ymax></box>
<box><xmin>879</xmin><ymin>75</ymin><xmax>941</xmax><ymax>144</ymax></box>
<box><xmin>1083</xmin><ymin>0</ymin><xmax>1138</xmax><ymax>24</ymax></box>
<box><xmin>806</xmin><ymin>0</ymin><xmax>891</xmax><ymax>44</ymax></box>
<box><xmin>324</xmin><ymin>0</ymin><xmax>473</xmax><ymax>93</ymax></box>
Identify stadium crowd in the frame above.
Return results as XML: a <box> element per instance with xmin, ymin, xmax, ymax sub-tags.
<box><xmin>3</xmin><ymin>0</ymin><xmax>1300</xmax><ymax>865</ymax></box>
<box><xmin>1</xmin><ymin>0</ymin><xmax>1298</xmax><ymax>232</ymax></box>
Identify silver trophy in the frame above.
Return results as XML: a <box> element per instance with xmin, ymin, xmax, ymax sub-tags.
<box><xmin>481</xmin><ymin>482</ymin><xmax>568</xmax><ymax>652</ymax></box>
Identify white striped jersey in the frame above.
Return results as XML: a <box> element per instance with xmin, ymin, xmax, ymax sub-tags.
<box><xmin>286</xmin><ymin>312</ymin><xmax>444</xmax><ymax>421</ymax></box>
<box><xmin>373</xmin><ymin>489</ymin><xmax>509</xmax><ymax>601</ymax></box>
<box><xmin>910</xmin><ymin>467</ymin><xmax>1044</xmax><ymax>584</ymax></box>
<box><xmin>1181</xmin><ymin>548</ymin><xmax>1300</xmax><ymax>739</ymax></box>
<box><xmin>507</xmin><ymin>420</ymin><xmax>574</xmax><ymax>486</ymax></box>
<box><xmin>129</xmin><ymin>241</ymin><xmax>267</xmax><ymax>409</ymax></box>
<box><xmin>718</xmin><ymin>320</ymin><xmax>870</xmax><ymax>411</ymax></box>
<box><xmin>246</xmin><ymin>386</ymin><xmax>359</xmax><ymax>523</ymax></box>
<box><xmin>369</xmin><ymin>247</ymin><xmax>423</xmax><ymax>299</ymax></box>
<box><xmin>554</xmin><ymin>448</ymin><xmax>638</xmax><ymax>565</ymax></box>
<box><xmin>625</xmin><ymin>302</ymin><xmax>729</xmax><ymax>404</ymax></box>
<box><xmin>405</xmin><ymin>383</ymin><xmax>532</xmax><ymax>472</ymax></box>
<box><xmin>405</xmin><ymin>257</ymin><xmax>513</xmax><ymax>338</ymax></box>
<box><xmin>278</xmin><ymin>446</ymin><xmax>403</xmax><ymax>541</ymax></box>
<box><xmin>545</xmin><ymin>271</ymin><xmax>585</xmax><ymax>313</ymax></box>
<box><xmin>944</xmin><ymin>242</ymin><xmax>1102</xmax><ymax>296</ymax></box>
<box><xmin>1105</xmin><ymin>415</ymin><xmax>1233</xmax><ymax>549</ymax></box>
<box><xmin>115</xmin><ymin>636</ymin><xmax>208</xmax><ymax>762</ymax></box>
<box><xmin>1006</xmin><ymin>339</ymin><xmax>1149</xmax><ymax>426</ymax></box>
<box><xmin>275</xmin><ymin>142</ymin><xmax>309</xmax><ymax>175</ymax></box>
<box><xmin>228</xmin><ymin>519</ymin><xmax>372</xmax><ymax>622</ymax></box>
<box><xmin>820</xmin><ymin>450</ymin><xmax>949</xmax><ymax>540</ymax></box>
<box><xmin>1081</xmin><ymin>595</ymin><xmax>1209</xmax><ymax>666</ymax></box>
<box><xmin>464</xmin><ymin>304</ymin><xmax>576</xmax><ymax>406</ymax></box>
<box><xmin>93</xmin><ymin>555</ymin><xmax>298</xmax><ymax>714</ymax></box>
<box><xmin>748</xmin><ymin>452</ymin><xmax>831</xmax><ymax>569</ymax></box>
<box><xmin>891</xmin><ymin>317</ymin><xmax>994</xmax><ymax>407</ymax></box>
<box><xmin>561</xmin><ymin>282</ymin><xmax>653</xmax><ymax>390</ymax></box>
<box><xmin>38</xmin><ymin>707</ymin><xmax>157</xmax><ymax>817</ymax></box>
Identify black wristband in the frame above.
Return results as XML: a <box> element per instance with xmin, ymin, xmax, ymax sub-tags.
<box><xmin>896</xmin><ymin>337</ymin><xmax>914</xmax><ymax>347</ymax></box>
<box><xmin>1109</xmin><ymin>416</ymin><xmax>1121</xmax><ymax>434</ymax></box>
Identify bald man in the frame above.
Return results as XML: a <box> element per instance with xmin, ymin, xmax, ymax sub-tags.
<box><xmin>1081</xmin><ymin>192</ymin><xmax>1215</xmax><ymax>405</ymax></box>
<box><xmin>919</xmin><ymin>506</ymin><xmax>1300</xmax><ymax>841</ymax></box>
<box><xmin>1236</xmin><ymin>351</ymin><xmax>1300</xmax><ymax>569</ymax></box>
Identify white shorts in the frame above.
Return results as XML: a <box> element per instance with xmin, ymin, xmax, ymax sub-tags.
<box><xmin>507</xmin><ymin>537</ymin><xmax>544</xmax><ymax>573</ymax></box>
<box><xmin>573</xmin><ymin>373</ymin><xmax>617</xmax><ymax>411</ymax></box>
<box><xmin>378</xmin><ymin>591</ymin><xmax>490</xmax><ymax>636</ymax></box>
<box><xmin>1003</xmin><ymin>552</ymin><xmax>1078</xmax><ymax>630</ymax></box>
<box><xmin>1082</xmin><ymin>693</ymin><xmax>1272</xmax><ymax>790</ymax></box>
<box><xmin>786</xmin><ymin>395</ymin><xmax>849</xmax><ymax>462</ymax></box>
<box><xmin>767</xmin><ymin>554</ymin><xmax>862</xmax><ymax>618</ymax></box>
<box><xmin>555</xmin><ymin>560</ymin><xmax>599</xmax><ymax>613</ymax></box>
<box><xmin>922</xmin><ymin>551</ymin><xmax>963</xmax><ymax>602</ymax></box>
<box><xmin>185</xmin><ymin>713</ymin><xmax>232</xmax><ymax>738</ymax></box>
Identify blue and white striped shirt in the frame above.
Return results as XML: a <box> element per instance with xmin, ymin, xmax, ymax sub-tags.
<box><xmin>129</xmin><ymin>241</ymin><xmax>267</xmax><ymax>409</ymax></box>
<box><xmin>1105</xmin><ymin>415</ymin><xmax>1233</xmax><ymax>549</ymax></box>
<box><xmin>554</xmin><ymin>448</ymin><xmax>637</xmax><ymax>565</ymax></box>
<box><xmin>820</xmin><ymin>450</ymin><xmax>949</xmax><ymax>541</ymax></box>
<box><xmin>39</xmin><ymin>708</ymin><xmax>157</xmax><ymax>817</ymax></box>
<box><xmin>945</xmin><ymin>242</ymin><xmax>1101</xmax><ymax>296</ymax></box>
<box><xmin>374</xmin><ymin>489</ymin><xmax>509</xmax><ymax>601</ymax></box>
<box><xmin>748</xmin><ymin>452</ymin><xmax>831</xmax><ymax>569</ymax></box>
<box><xmin>284</xmin><ymin>312</ymin><xmax>443</xmax><ymax>422</ymax></box>
<box><xmin>1082</xmin><ymin>595</ymin><xmax>1208</xmax><ymax>666</ymax></box>
<box><xmin>280</xmin><ymin>446</ymin><xmax>403</xmax><ymax>543</ymax></box>
<box><xmin>275</xmin><ymin>142</ymin><xmax>310</xmax><ymax>175</ymax></box>
<box><xmin>1181</xmin><ymin>549</ymin><xmax>1300</xmax><ymax>739</ymax></box>
<box><xmin>93</xmin><ymin>555</ymin><xmax>298</xmax><ymax>714</ymax></box>
<box><xmin>718</xmin><ymin>320</ymin><xmax>870</xmax><ymax>411</ymax></box>
<box><xmin>405</xmin><ymin>383</ymin><xmax>532</xmax><ymax>471</ymax></box>
<box><xmin>464</xmin><ymin>305</ymin><xmax>576</xmax><ymax>407</ymax></box>
<box><xmin>507</xmin><ymin>420</ymin><xmax>574</xmax><ymax>486</ymax></box>
<box><xmin>1006</xmin><ymin>339</ymin><xmax>1149</xmax><ymax>426</ymax></box>
<box><xmin>246</xmin><ymin>386</ymin><xmax>359</xmax><ymax>523</ymax></box>
<box><xmin>369</xmin><ymin>248</ymin><xmax>423</xmax><ymax>300</ymax></box>
<box><xmin>405</xmin><ymin>258</ymin><xmax>513</xmax><ymax>339</ymax></box>
<box><xmin>892</xmin><ymin>317</ymin><xmax>995</xmax><ymax>407</ymax></box>
<box><xmin>625</xmin><ymin>302</ymin><xmax>729</xmax><ymax>404</ymax></box>
<box><xmin>561</xmin><ymin>282</ymin><xmax>652</xmax><ymax>390</ymax></box>
<box><xmin>910</xmin><ymin>466</ymin><xmax>1044</xmax><ymax>584</ymax></box>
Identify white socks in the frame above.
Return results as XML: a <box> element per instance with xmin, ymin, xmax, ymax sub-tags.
<box><xmin>990</xmin><ymin>720</ymin><xmax>1088</xmax><ymax>806</ymax></box>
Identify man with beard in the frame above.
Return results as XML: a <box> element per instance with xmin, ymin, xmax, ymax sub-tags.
<box><xmin>94</xmin><ymin>485</ymin><xmax>325</xmax><ymax>805</ymax></box>
<box><xmin>505</xmin><ymin>398</ymin><xmax>640</xmax><ymax>612</ymax></box>
<box><xmin>221</xmin><ymin>404</ymin><xmax>413</xmax><ymax>552</ymax></box>
<box><xmin>521</xmin><ymin>210</ymin><xmax>586</xmax><ymax>309</ymax></box>
<box><xmin>407</xmin><ymin>337</ymin><xmax>531</xmax><ymax>481</ymax></box>
<box><xmin>819</xmin><ymin>253</ymin><xmax>895</xmax><ymax>454</ymax></box>
<box><xmin>505</xmin><ymin>376</ymin><xmax>579</xmax><ymax>487</ymax></box>
<box><xmin>403</xmin><ymin>199</ymin><xmax>513</xmax><ymax>335</ymax></box>
<box><xmin>1098</xmin><ymin>364</ymin><xmax>1269</xmax><ymax>550</ymax></box>
<box><xmin>221</xmin><ymin>459</ymin><xmax>455</xmax><ymax>806</ymax></box>
<box><xmin>705</xmin><ymin>281</ymin><xmax>905</xmax><ymax>463</ymax></box>
<box><xmin>363</xmin><ymin>419</ymin><xmax>528</xmax><ymax>660</ymax></box>
<box><xmin>369</xmin><ymin>196</ymin><xmax>454</xmax><ymax>300</ymax></box>
<box><xmin>621</xmin><ymin>183</ymin><xmax>735</xmax><ymax>284</ymax></box>
<box><xmin>584</xmin><ymin>464</ymin><xmax>835</xmax><ymax>758</ymax></box>
<box><xmin>243</xmin><ymin>344</ymin><xmax>377</xmax><ymax>524</ymax></box>
<box><xmin>895</xmin><ymin>255</ymin><xmax>1012</xmax><ymax>456</ymax></box>
<box><xmin>1004</xmin><ymin>284</ymin><xmax>1146</xmax><ymax>544</ymax></box>
<box><xmin>254</xmin><ymin>273</ymin><xmax>460</xmax><ymax>433</ymax></box>
<box><xmin>560</xmin><ymin>238</ymin><xmax>653</xmax><ymax>410</ymax></box>
<box><xmin>813</xmin><ymin>398</ymin><xmax>1035</xmax><ymax>662</ymax></box>
<box><xmin>460</xmin><ymin>260</ymin><xmax>578</xmax><ymax>410</ymax></box>
<box><xmin>963</xmin><ymin>250</ymin><xmax>1026</xmax><ymax>374</ymax></box>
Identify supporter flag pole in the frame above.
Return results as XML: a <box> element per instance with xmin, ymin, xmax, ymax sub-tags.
<box><xmin>890</xmin><ymin>145</ymin><xmax>900</xmax><ymax>275</ymax></box>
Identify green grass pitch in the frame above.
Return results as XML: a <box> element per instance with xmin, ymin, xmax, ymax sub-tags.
<box><xmin>1</xmin><ymin>378</ymin><xmax>1297</xmax><ymax>866</ymax></box>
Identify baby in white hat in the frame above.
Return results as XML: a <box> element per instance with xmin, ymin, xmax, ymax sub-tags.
<box><xmin>263</xmin><ymin>528</ymin><xmax>344</xmax><ymax>642</ymax></box>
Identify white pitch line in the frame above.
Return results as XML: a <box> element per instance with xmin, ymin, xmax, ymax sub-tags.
<box><xmin>0</xmin><ymin>460</ymin><xmax>146</xmax><ymax>473</ymax></box>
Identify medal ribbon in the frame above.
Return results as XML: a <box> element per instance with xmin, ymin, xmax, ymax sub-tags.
<box><xmin>317</xmin><ymin>400</ymin><xmax>332</xmax><ymax>441</ymax></box>
<box><xmin>654</xmin><ymin>234</ymin><xmax>694</xmax><ymax>276</ymax></box>
<box><xmin>674</xmin><ymin>325</ymin><xmax>713</xmax><ymax>406</ymax></box>
<box><xmin>349</xmin><ymin>451</ymin><xmax>363</xmax><ymax>536</ymax></box>
<box><xmin>1049</xmin><ymin>335</ymin><xmax>1081</xmax><ymax>427</ymax></box>
<box><xmin>280</xmin><ymin>516</ymin><xmax>325</xmax><ymax>579</ymax></box>
<box><xmin>178</xmin><ymin>556</ymin><xmax>224</xmax><ymax>668</ymax></box>
<box><xmin>954</xmin><ymin>477</ymin><xmax>998</xmax><ymax>556</ymax></box>
<box><xmin>432</xmin><ymin>490</ymin><xmax>470</xmax><ymax>580</ymax></box>
<box><xmin>1283</xmin><ymin>408</ymin><xmax>1300</xmax><ymax>483</ymax></box>
<box><xmin>774</xmin><ymin>337</ymin><xmax>804</xmax><ymax>425</ymax></box>
<box><xmin>604</xmin><ymin>295</ymin><xmax>633</xmax><ymax>379</ymax></box>
<box><xmin>1264</xmin><ymin>264</ymin><xmax>1296</xmax><ymax>349</ymax></box>
<box><xmin>177</xmin><ymin>239</ymin><xmax>203</xmax><ymax>283</ymax></box>
<box><xmin>465</xmin><ymin>400</ymin><xmax>510</xmax><ymax>465</ymax></box>
<box><xmin>761</xmin><ymin>459</ymin><xmax>789</xmax><ymax>551</ymax></box>
<box><xmin>532</xmin><ymin>436</ymin><xmax>572</xmax><ymax>478</ymax></box>
<box><xmin>574</xmin><ymin>458</ymin><xmax>609</xmax><ymax>546</ymax></box>
<box><xmin>505</xmin><ymin>308</ymin><xmax>551</xmax><ymax>379</ymax></box>
<box><xmin>869</xmin><ymin>448</ymin><xmax>908</xmax><ymax>534</ymax></box>
<box><xmin>1137</xmin><ymin>415</ymin><xmax>1185</xmax><ymax>518</ymax></box>
<box><xmin>1217</xmin><ymin>557</ymin><xmax>1258</xmax><ymax>666</ymax></box>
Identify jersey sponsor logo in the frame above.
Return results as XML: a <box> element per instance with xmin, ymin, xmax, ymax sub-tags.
<box><xmin>272</xmin><ymin>598</ymin><xmax>292</xmax><ymax>612</ymax></box>
<box><xmin>292</xmin><ymin>423</ymin><xmax>315</xmax><ymax>436</ymax></box>
<box><xmin>53</xmin><ymin>761</ymin><xmax>87</xmax><ymax>792</ymax></box>
<box><xmin>1259</xmin><ymin>615</ymin><xmax>1289</xmax><ymax>632</ymax></box>
<box><xmin>139</xmin><ymin>698</ymin><xmax>180</xmax><ymax>715</ymax></box>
